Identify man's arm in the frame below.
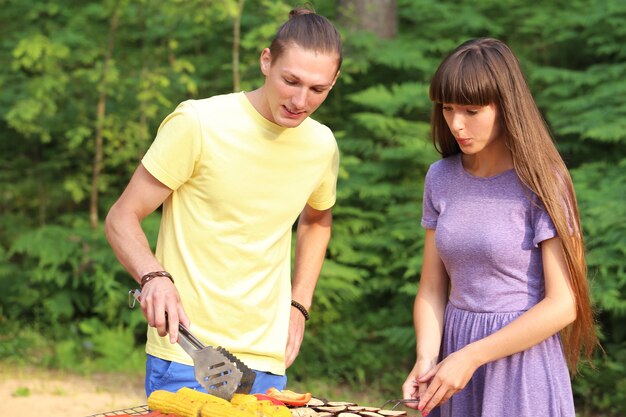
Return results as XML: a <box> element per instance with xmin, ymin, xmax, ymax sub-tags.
<box><xmin>104</xmin><ymin>164</ymin><xmax>189</xmax><ymax>343</ymax></box>
<box><xmin>285</xmin><ymin>204</ymin><xmax>333</xmax><ymax>367</ymax></box>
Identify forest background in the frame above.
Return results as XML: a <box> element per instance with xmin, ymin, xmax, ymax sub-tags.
<box><xmin>0</xmin><ymin>0</ymin><xmax>624</xmax><ymax>415</ymax></box>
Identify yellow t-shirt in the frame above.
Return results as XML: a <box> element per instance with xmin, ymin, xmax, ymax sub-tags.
<box><xmin>141</xmin><ymin>92</ymin><xmax>339</xmax><ymax>375</ymax></box>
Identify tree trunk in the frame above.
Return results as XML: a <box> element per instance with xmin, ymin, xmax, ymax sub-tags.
<box><xmin>338</xmin><ymin>0</ymin><xmax>397</xmax><ymax>39</ymax></box>
<box><xmin>232</xmin><ymin>0</ymin><xmax>245</xmax><ymax>92</ymax></box>
<box><xmin>90</xmin><ymin>3</ymin><xmax>120</xmax><ymax>229</ymax></box>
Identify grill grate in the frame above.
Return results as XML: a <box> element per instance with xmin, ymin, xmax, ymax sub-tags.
<box><xmin>86</xmin><ymin>399</ymin><xmax>420</xmax><ymax>416</ymax></box>
<box><xmin>85</xmin><ymin>404</ymin><xmax>149</xmax><ymax>417</ymax></box>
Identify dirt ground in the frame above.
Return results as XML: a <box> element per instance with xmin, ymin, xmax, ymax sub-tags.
<box><xmin>0</xmin><ymin>365</ymin><xmax>147</xmax><ymax>417</ymax></box>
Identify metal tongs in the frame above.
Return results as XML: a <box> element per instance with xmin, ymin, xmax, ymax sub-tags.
<box><xmin>129</xmin><ymin>289</ymin><xmax>256</xmax><ymax>400</ymax></box>
<box><xmin>381</xmin><ymin>398</ymin><xmax>422</xmax><ymax>416</ymax></box>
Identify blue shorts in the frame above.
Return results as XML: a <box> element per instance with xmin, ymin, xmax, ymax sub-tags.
<box><xmin>145</xmin><ymin>354</ymin><xmax>287</xmax><ymax>397</ymax></box>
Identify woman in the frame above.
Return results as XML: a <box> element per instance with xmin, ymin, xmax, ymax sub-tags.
<box><xmin>401</xmin><ymin>38</ymin><xmax>597</xmax><ymax>416</ymax></box>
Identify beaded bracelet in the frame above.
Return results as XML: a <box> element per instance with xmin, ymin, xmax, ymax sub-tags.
<box><xmin>140</xmin><ymin>271</ymin><xmax>174</xmax><ymax>289</ymax></box>
<box><xmin>290</xmin><ymin>300</ymin><xmax>310</xmax><ymax>321</ymax></box>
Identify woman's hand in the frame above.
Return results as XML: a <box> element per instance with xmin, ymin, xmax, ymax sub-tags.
<box><xmin>417</xmin><ymin>348</ymin><xmax>480</xmax><ymax>416</ymax></box>
<box><xmin>402</xmin><ymin>359</ymin><xmax>438</xmax><ymax>410</ymax></box>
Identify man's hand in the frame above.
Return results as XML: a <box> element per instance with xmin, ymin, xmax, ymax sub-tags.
<box><xmin>285</xmin><ymin>305</ymin><xmax>306</xmax><ymax>368</ymax></box>
<box><xmin>287</xmin><ymin>204</ymin><xmax>332</xmax><ymax>368</ymax></box>
<box><xmin>139</xmin><ymin>276</ymin><xmax>190</xmax><ymax>344</ymax></box>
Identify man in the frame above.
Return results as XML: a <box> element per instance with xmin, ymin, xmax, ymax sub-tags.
<box><xmin>105</xmin><ymin>7</ymin><xmax>342</xmax><ymax>395</ymax></box>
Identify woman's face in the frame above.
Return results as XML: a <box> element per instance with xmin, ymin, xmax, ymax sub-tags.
<box><xmin>259</xmin><ymin>44</ymin><xmax>340</xmax><ymax>128</ymax></box>
<box><xmin>441</xmin><ymin>103</ymin><xmax>503</xmax><ymax>155</ymax></box>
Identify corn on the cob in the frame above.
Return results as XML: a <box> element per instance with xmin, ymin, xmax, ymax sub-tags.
<box><xmin>230</xmin><ymin>393</ymin><xmax>259</xmax><ymax>405</ymax></box>
<box><xmin>255</xmin><ymin>403</ymin><xmax>292</xmax><ymax>417</ymax></box>
<box><xmin>235</xmin><ymin>400</ymin><xmax>293</xmax><ymax>417</ymax></box>
<box><xmin>147</xmin><ymin>389</ymin><xmax>204</xmax><ymax>417</ymax></box>
<box><xmin>200</xmin><ymin>401</ymin><xmax>250</xmax><ymax>417</ymax></box>
<box><xmin>148</xmin><ymin>387</ymin><xmax>293</xmax><ymax>417</ymax></box>
<box><xmin>177</xmin><ymin>387</ymin><xmax>232</xmax><ymax>406</ymax></box>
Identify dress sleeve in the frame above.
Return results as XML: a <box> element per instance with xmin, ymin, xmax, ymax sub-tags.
<box><xmin>531</xmin><ymin>196</ymin><xmax>558</xmax><ymax>247</ymax></box>
<box><xmin>421</xmin><ymin>166</ymin><xmax>439</xmax><ymax>229</ymax></box>
<box><xmin>141</xmin><ymin>101</ymin><xmax>203</xmax><ymax>190</ymax></box>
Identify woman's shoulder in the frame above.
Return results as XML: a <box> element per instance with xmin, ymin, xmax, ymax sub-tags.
<box><xmin>427</xmin><ymin>154</ymin><xmax>461</xmax><ymax>178</ymax></box>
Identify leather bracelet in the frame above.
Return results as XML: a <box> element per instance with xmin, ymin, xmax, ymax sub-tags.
<box><xmin>140</xmin><ymin>271</ymin><xmax>174</xmax><ymax>289</ymax></box>
<box><xmin>291</xmin><ymin>300</ymin><xmax>310</xmax><ymax>321</ymax></box>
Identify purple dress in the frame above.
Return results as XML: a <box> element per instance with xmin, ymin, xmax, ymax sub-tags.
<box><xmin>421</xmin><ymin>154</ymin><xmax>574</xmax><ymax>417</ymax></box>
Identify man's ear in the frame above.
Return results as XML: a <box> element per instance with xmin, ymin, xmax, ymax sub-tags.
<box><xmin>260</xmin><ymin>48</ymin><xmax>272</xmax><ymax>76</ymax></box>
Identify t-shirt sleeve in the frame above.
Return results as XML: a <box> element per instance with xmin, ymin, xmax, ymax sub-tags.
<box><xmin>307</xmin><ymin>136</ymin><xmax>339</xmax><ymax>211</ymax></box>
<box><xmin>141</xmin><ymin>101</ymin><xmax>202</xmax><ymax>190</ymax></box>
<box><xmin>421</xmin><ymin>166</ymin><xmax>439</xmax><ymax>229</ymax></box>
<box><xmin>531</xmin><ymin>197</ymin><xmax>558</xmax><ymax>247</ymax></box>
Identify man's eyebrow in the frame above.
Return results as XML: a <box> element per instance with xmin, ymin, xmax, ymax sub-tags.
<box><xmin>284</xmin><ymin>72</ymin><xmax>333</xmax><ymax>88</ymax></box>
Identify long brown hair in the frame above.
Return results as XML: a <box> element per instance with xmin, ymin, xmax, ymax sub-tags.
<box><xmin>429</xmin><ymin>38</ymin><xmax>598</xmax><ymax>372</ymax></box>
<box><xmin>269</xmin><ymin>6</ymin><xmax>343</xmax><ymax>72</ymax></box>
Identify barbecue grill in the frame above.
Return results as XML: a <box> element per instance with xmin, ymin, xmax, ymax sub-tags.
<box><xmin>86</xmin><ymin>399</ymin><xmax>421</xmax><ymax>417</ymax></box>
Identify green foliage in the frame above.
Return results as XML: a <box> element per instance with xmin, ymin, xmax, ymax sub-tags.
<box><xmin>0</xmin><ymin>211</ymin><xmax>159</xmax><ymax>374</ymax></box>
<box><xmin>574</xmin><ymin>162</ymin><xmax>626</xmax><ymax>314</ymax></box>
<box><xmin>0</xmin><ymin>323</ymin><xmax>51</xmax><ymax>367</ymax></box>
<box><xmin>571</xmin><ymin>160</ymin><xmax>626</xmax><ymax>416</ymax></box>
<box><xmin>7</xmin><ymin>222</ymin><xmax>123</xmax><ymax>322</ymax></box>
<box><xmin>1</xmin><ymin>0</ymin><xmax>625</xmax><ymax>413</ymax></box>
<box><xmin>73</xmin><ymin>319</ymin><xmax>146</xmax><ymax>373</ymax></box>
<box><xmin>12</xmin><ymin>387</ymin><xmax>31</xmax><ymax>397</ymax></box>
<box><xmin>290</xmin><ymin>302</ymin><xmax>416</xmax><ymax>399</ymax></box>
<box><xmin>575</xmin><ymin>345</ymin><xmax>626</xmax><ymax>416</ymax></box>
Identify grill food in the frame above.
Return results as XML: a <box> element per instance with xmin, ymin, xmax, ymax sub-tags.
<box><xmin>91</xmin><ymin>390</ymin><xmax>410</xmax><ymax>417</ymax></box>
<box><xmin>147</xmin><ymin>388</ymin><xmax>292</xmax><ymax>417</ymax></box>
<box><xmin>147</xmin><ymin>390</ymin><xmax>204</xmax><ymax>417</ymax></box>
<box><xmin>288</xmin><ymin>397</ymin><xmax>408</xmax><ymax>417</ymax></box>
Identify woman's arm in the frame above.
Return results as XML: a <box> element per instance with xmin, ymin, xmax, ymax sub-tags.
<box><xmin>402</xmin><ymin>229</ymin><xmax>450</xmax><ymax>406</ymax></box>
<box><xmin>416</xmin><ymin>236</ymin><xmax>576</xmax><ymax>416</ymax></box>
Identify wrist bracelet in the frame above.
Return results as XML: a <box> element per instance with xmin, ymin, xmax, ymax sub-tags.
<box><xmin>140</xmin><ymin>271</ymin><xmax>174</xmax><ymax>289</ymax></box>
<box><xmin>291</xmin><ymin>300</ymin><xmax>310</xmax><ymax>321</ymax></box>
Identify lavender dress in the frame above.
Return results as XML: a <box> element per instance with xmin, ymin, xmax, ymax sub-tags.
<box><xmin>421</xmin><ymin>155</ymin><xmax>574</xmax><ymax>417</ymax></box>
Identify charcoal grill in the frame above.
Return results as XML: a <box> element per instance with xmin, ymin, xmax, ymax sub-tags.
<box><xmin>85</xmin><ymin>404</ymin><xmax>148</xmax><ymax>417</ymax></box>
<box><xmin>86</xmin><ymin>398</ymin><xmax>421</xmax><ymax>416</ymax></box>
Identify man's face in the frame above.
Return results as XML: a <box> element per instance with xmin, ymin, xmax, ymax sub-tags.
<box><xmin>259</xmin><ymin>44</ymin><xmax>340</xmax><ymax>128</ymax></box>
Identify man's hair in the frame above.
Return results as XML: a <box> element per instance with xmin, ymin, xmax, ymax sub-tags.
<box><xmin>269</xmin><ymin>6</ymin><xmax>343</xmax><ymax>72</ymax></box>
